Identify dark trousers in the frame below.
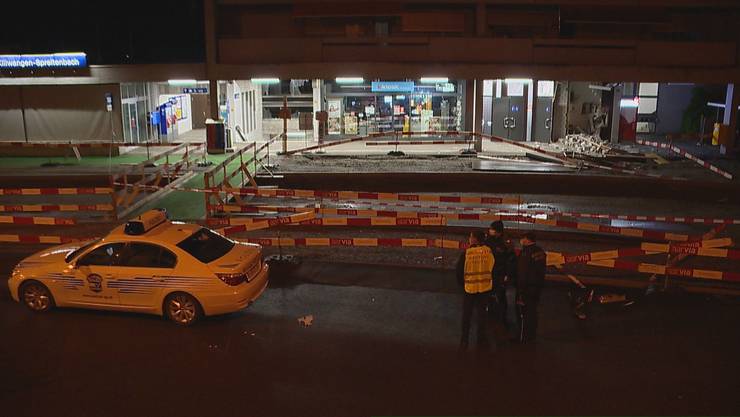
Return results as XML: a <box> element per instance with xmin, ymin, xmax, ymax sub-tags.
<box><xmin>491</xmin><ymin>284</ymin><xmax>508</xmax><ymax>325</ymax></box>
<box><xmin>518</xmin><ymin>291</ymin><xmax>541</xmax><ymax>343</ymax></box>
<box><xmin>461</xmin><ymin>291</ymin><xmax>491</xmax><ymax>347</ymax></box>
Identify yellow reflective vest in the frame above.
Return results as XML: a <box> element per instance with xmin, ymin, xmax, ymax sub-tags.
<box><xmin>464</xmin><ymin>245</ymin><xmax>495</xmax><ymax>294</ymax></box>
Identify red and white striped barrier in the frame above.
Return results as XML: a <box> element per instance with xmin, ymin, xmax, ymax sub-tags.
<box><xmin>214</xmin><ymin>215</ymin><xmax>446</xmax><ymax>230</ymax></box>
<box><xmin>636</xmin><ymin>139</ymin><xmax>734</xmax><ymax>180</ymax></box>
<box><xmin>0</xmin><ymin>204</ymin><xmax>114</xmax><ymax>213</ymax></box>
<box><xmin>0</xmin><ymin>141</ymin><xmax>200</xmax><ymax>148</ymax></box>
<box><xmin>547</xmin><ymin>238</ymin><xmax>733</xmax><ymax>266</ymax></box>
<box><xmin>515</xmin><ymin>216</ymin><xmax>696</xmax><ymax>242</ymax></box>
<box><xmin>227</xmin><ymin>187</ymin><xmax>522</xmax><ymax>205</ymax></box>
<box><xmin>212</xmin><ymin>200</ymin><xmax>740</xmax><ymax>226</ymax></box>
<box><xmin>550</xmin><ymin>211</ymin><xmax>740</xmax><ymax>225</ymax></box>
<box><xmin>217</xmin><ymin>211</ymin><xmax>317</xmax><ymax>235</ymax></box>
<box><xmin>366</xmin><ymin>140</ymin><xmax>472</xmax><ymax>146</ymax></box>
<box><xmin>0</xmin><ymin>187</ymin><xmax>112</xmax><ymax>196</ymax></box>
<box><xmin>0</xmin><ymin>234</ymin><xmax>91</xmax><ymax>244</ymax></box>
<box><xmin>237</xmin><ymin>236</ymin><xmax>463</xmax><ymax>249</ymax></box>
<box><xmin>587</xmin><ymin>259</ymin><xmax>740</xmax><ymax>282</ymax></box>
<box><xmin>0</xmin><ymin>215</ymin><xmax>76</xmax><ymax>226</ymax></box>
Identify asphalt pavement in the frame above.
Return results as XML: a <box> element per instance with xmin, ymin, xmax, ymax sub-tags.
<box><xmin>2</xmin><ymin>247</ymin><xmax>740</xmax><ymax>417</ymax></box>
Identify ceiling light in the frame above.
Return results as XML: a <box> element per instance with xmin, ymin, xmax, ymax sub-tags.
<box><xmin>251</xmin><ymin>78</ymin><xmax>280</xmax><ymax>84</ymax></box>
<box><xmin>335</xmin><ymin>77</ymin><xmax>364</xmax><ymax>83</ymax></box>
<box><xmin>420</xmin><ymin>77</ymin><xmax>449</xmax><ymax>83</ymax></box>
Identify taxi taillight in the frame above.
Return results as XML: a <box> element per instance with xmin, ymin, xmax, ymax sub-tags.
<box><xmin>216</xmin><ymin>273</ymin><xmax>247</xmax><ymax>286</ymax></box>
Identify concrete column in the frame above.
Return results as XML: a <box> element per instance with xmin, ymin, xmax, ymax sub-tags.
<box><xmin>528</xmin><ymin>79</ymin><xmax>537</xmax><ymax>142</ymax></box>
<box><xmin>208</xmin><ymin>80</ymin><xmax>219</xmax><ymax>121</ymax></box>
<box><xmin>312</xmin><ymin>79</ymin><xmax>323</xmax><ymax>142</ymax></box>
<box><xmin>610</xmin><ymin>84</ymin><xmax>623</xmax><ymax>144</ymax></box>
<box><xmin>204</xmin><ymin>0</ymin><xmax>219</xmax><ymax>120</ymax></box>
<box><xmin>474</xmin><ymin>79</ymin><xmax>484</xmax><ymax>151</ymax></box>
<box><xmin>721</xmin><ymin>83</ymin><xmax>738</xmax><ymax>154</ymax></box>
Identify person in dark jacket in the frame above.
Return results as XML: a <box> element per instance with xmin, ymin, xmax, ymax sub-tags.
<box><xmin>485</xmin><ymin>220</ymin><xmax>517</xmax><ymax>327</ymax></box>
<box><xmin>516</xmin><ymin>231</ymin><xmax>547</xmax><ymax>343</ymax></box>
<box><xmin>456</xmin><ymin>230</ymin><xmax>495</xmax><ymax>351</ymax></box>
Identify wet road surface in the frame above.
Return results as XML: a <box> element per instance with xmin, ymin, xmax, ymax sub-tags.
<box><xmin>2</xmin><ymin>248</ymin><xmax>740</xmax><ymax>417</ymax></box>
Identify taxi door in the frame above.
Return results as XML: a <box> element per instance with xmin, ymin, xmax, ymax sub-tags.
<box><xmin>114</xmin><ymin>242</ymin><xmax>179</xmax><ymax>310</ymax></box>
<box><xmin>70</xmin><ymin>242</ymin><xmax>125</xmax><ymax>307</ymax></box>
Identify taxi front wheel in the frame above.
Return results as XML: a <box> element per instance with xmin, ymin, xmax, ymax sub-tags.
<box><xmin>20</xmin><ymin>281</ymin><xmax>55</xmax><ymax>313</ymax></box>
<box><xmin>164</xmin><ymin>292</ymin><xmax>202</xmax><ymax>326</ymax></box>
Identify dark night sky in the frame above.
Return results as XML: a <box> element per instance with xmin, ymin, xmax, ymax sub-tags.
<box><xmin>0</xmin><ymin>0</ymin><xmax>205</xmax><ymax>64</ymax></box>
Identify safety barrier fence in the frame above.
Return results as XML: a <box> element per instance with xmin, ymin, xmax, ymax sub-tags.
<box><xmin>636</xmin><ymin>139</ymin><xmax>734</xmax><ymax>180</ymax></box>
<box><xmin>111</xmin><ymin>142</ymin><xmax>204</xmax><ymax>219</ymax></box>
<box><xmin>217</xmin><ymin>199</ymin><xmax>740</xmax><ymax>225</ymax></box>
<box><xmin>203</xmin><ymin>134</ymin><xmax>282</xmax><ymax>215</ymax></box>
<box><xmin>0</xmin><ymin>215</ymin><xmax>77</xmax><ymax>226</ymax></box>
<box><xmin>0</xmin><ymin>186</ymin><xmax>117</xmax><ymax>224</ymax></box>
<box><xmin>366</xmin><ymin>140</ymin><xmax>473</xmax><ymax>146</ymax></box>
<box><xmin>0</xmin><ymin>141</ymin><xmax>196</xmax><ymax>148</ymax></box>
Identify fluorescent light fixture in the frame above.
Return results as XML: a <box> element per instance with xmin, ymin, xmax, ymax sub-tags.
<box><xmin>251</xmin><ymin>78</ymin><xmax>280</xmax><ymax>84</ymax></box>
<box><xmin>167</xmin><ymin>79</ymin><xmax>197</xmax><ymax>86</ymax></box>
<box><xmin>335</xmin><ymin>77</ymin><xmax>364</xmax><ymax>83</ymax></box>
<box><xmin>589</xmin><ymin>84</ymin><xmax>613</xmax><ymax>91</ymax></box>
<box><xmin>504</xmin><ymin>78</ymin><xmax>532</xmax><ymax>84</ymax></box>
<box><xmin>620</xmin><ymin>97</ymin><xmax>639</xmax><ymax>108</ymax></box>
<box><xmin>420</xmin><ymin>77</ymin><xmax>449</xmax><ymax>83</ymax></box>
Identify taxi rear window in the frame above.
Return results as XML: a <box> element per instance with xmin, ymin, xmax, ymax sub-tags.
<box><xmin>176</xmin><ymin>228</ymin><xmax>235</xmax><ymax>264</ymax></box>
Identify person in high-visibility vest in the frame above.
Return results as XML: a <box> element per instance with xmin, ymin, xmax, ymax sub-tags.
<box><xmin>456</xmin><ymin>230</ymin><xmax>495</xmax><ymax>350</ymax></box>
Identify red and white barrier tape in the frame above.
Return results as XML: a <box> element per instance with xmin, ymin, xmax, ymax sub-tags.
<box><xmin>0</xmin><ymin>234</ymin><xmax>91</xmax><ymax>244</ymax></box>
<box><xmin>0</xmin><ymin>204</ymin><xmax>114</xmax><ymax>213</ymax></box>
<box><xmin>636</xmin><ymin>139</ymin><xmax>734</xmax><ymax>180</ymax></box>
<box><xmin>547</xmin><ymin>238</ymin><xmax>733</xmax><ymax>266</ymax></box>
<box><xmin>0</xmin><ymin>141</ymin><xmax>201</xmax><ymax>148</ymax></box>
<box><xmin>0</xmin><ymin>187</ymin><xmax>112</xmax><ymax>196</ymax></box>
<box><xmin>0</xmin><ymin>215</ymin><xmax>76</xmax><ymax>226</ymax></box>
<box><xmin>237</xmin><ymin>236</ymin><xmax>463</xmax><ymax>249</ymax></box>
<box><xmin>218</xmin><ymin>211</ymin><xmax>316</xmax><ymax>235</ymax></box>
<box><xmin>366</xmin><ymin>140</ymin><xmax>472</xmax><ymax>146</ymax></box>
<box><xmin>587</xmin><ymin>259</ymin><xmax>740</xmax><ymax>282</ymax></box>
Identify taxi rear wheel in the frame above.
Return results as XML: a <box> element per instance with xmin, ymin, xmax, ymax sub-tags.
<box><xmin>20</xmin><ymin>281</ymin><xmax>55</xmax><ymax>313</ymax></box>
<box><xmin>164</xmin><ymin>292</ymin><xmax>202</xmax><ymax>326</ymax></box>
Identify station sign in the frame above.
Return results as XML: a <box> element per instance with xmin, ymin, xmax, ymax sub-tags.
<box><xmin>371</xmin><ymin>81</ymin><xmax>415</xmax><ymax>93</ymax></box>
<box><xmin>0</xmin><ymin>52</ymin><xmax>87</xmax><ymax>69</ymax></box>
<box><xmin>182</xmin><ymin>87</ymin><xmax>208</xmax><ymax>94</ymax></box>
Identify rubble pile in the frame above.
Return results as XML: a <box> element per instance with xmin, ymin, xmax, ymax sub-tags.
<box><xmin>553</xmin><ymin>134</ymin><xmax>612</xmax><ymax>158</ymax></box>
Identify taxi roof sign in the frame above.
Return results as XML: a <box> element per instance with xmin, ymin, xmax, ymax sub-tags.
<box><xmin>124</xmin><ymin>209</ymin><xmax>168</xmax><ymax>235</ymax></box>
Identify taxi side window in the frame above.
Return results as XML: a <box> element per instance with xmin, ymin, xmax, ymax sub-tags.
<box><xmin>120</xmin><ymin>243</ymin><xmax>177</xmax><ymax>268</ymax></box>
<box><xmin>77</xmin><ymin>243</ymin><xmax>126</xmax><ymax>266</ymax></box>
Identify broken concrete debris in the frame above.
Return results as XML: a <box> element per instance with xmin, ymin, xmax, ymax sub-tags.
<box><xmin>552</xmin><ymin>134</ymin><xmax>612</xmax><ymax>158</ymax></box>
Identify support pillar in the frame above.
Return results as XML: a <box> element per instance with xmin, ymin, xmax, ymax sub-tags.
<box><xmin>528</xmin><ymin>79</ymin><xmax>537</xmax><ymax>142</ymax></box>
<box><xmin>204</xmin><ymin>0</ymin><xmax>219</xmax><ymax>120</ymax></box>
<box><xmin>312</xmin><ymin>79</ymin><xmax>323</xmax><ymax>142</ymax></box>
<box><xmin>721</xmin><ymin>83</ymin><xmax>739</xmax><ymax>154</ymax></box>
<box><xmin>610</xmin><ymin>84</ymin><xmax>623</xmax><ymax>144</ymax></box>
<box><xmin>473</xmin><ymin>79</ymin><xmax>484</xmax><ymax>151</ymax></box>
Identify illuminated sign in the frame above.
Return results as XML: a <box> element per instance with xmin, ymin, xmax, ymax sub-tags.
<box><xmin>183</xmin><ymin>87</ymin><xmax>208</xmax><ymax>94</ymax></box>
<box><xmin>0</xmin><ymin>53</ymin><xmax>87</xmax><ymax>69</ymax></box>
<box><xmin>371</xmin><ymin>81</ymin><xmax>415</xmax><ymax>93</ymax></box>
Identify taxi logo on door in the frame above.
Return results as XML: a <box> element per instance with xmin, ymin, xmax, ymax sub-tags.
<box><xmin>86</xmin><ymin>274</ymin><xmax>103</xmax><ymax>293</ymax></box>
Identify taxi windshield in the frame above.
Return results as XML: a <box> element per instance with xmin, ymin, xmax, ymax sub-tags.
<box><xmin>177</xmin><ymin>228</ymin><xmax>235</xmax><ymax>264</ymax></box>
<box><xmin>65</xmin><ymin>239</ymin><xmax>101</xmax><ymax>263</ymax></box>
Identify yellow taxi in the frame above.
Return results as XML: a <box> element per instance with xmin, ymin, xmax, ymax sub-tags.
<box><xmin>8</xmin><ymin>209</ymin><xmax>269</xmax><ymax>325</ymax></box>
